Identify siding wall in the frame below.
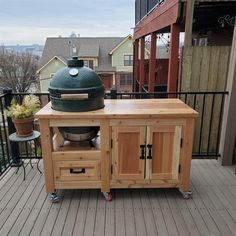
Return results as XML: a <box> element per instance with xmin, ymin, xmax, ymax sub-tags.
<box><xmin>39</xmin><ymin>59</ymin><xmax>66</xmax><ymax>92</ymax></box>
<box><xmin>111</xmin><ymin>38</ymin><xmax>133</xmax><ymax>72</ymax></box>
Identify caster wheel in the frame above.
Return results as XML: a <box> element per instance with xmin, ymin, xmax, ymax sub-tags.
<box><xmin>182</xmin><ymin>191</ymin><xmax>192</xmax><ymax>199</ymax></box>
<box><xmin>50</xmin><ymin>192</ymin><xmax>60</xmax><ymax>203</ymax></box>
<box><xmin>102</xmin><ymin>192</ymin><xmax>112</xmax><ymax>201</ymax></box>
<box><xmin>180</xmin><ymin>190</ymin><xmax>192</xmax><ymax>199</ymax></box>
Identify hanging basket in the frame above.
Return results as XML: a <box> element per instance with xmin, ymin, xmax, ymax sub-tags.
<box><xmin>12</xmin><ymin>115</ymin><xmax>34</xmax><ymax>137</ymax></box>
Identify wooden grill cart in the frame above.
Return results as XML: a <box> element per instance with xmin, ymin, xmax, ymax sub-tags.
<box><xmin>35</xmin><ymin>99</ymin><xmax>198</xmax><ymax>201</ymax></box>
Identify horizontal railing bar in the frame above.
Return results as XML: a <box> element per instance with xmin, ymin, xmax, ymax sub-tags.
<box><xmin>11</xmin><ymin>92</ymin><xmax>50</xmax><ymax>96</ymax></box>
<box><xmin>192</xmin><ymin>154</ymin><xmax>221</xmax><ymax>157</ymax></box>
<box><xmin>7</xmin><ymin>91</ymin><xmax>229</xmax><ymax>97</ymax></box>
<box><xmin>114</xmin><ymin>91</ymin><xmax>229</xmax><ymax>95</ymax></box>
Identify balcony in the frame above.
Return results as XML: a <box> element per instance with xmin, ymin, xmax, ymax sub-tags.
<box><xmin>0</xmin><ymin>90</ymin><xmax>235</xmax><ymax>235</ymax></box>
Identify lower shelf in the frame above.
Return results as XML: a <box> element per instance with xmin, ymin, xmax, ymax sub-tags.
<box><xmin>54</xmin><ymin>180</ymin><xmax>102</xmax><ymax>189</ymax></box>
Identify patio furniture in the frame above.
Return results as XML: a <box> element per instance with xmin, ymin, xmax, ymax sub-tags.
<box><xmin>36</xmin><ymin>99</ymin><xmax>198</xmax><ymax>201</ymax></box>
<box><xmin>9</xmin><ymin>130</ymin><xmax>42</xmax><ymax>180</ymax></box>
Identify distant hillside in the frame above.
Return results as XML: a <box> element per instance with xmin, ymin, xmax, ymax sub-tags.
<box><xmin>3</xmin><ymin>44</ymin><xmax>44</xmax><ymax>57</ymax></box>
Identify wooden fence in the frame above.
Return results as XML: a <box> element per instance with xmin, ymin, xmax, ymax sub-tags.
<box><xmin>180</xmin><ymin>46</ymin><xmax>231</xmax><ymax>156</ymax></box>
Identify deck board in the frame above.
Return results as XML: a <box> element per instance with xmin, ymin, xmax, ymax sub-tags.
<box><xmin>114</xmin><ymin>190</ymin><xmax>126</xmax><ymax>236</ymax></box>
<box><xmin>148</xmin><ymin>189</ymin><xmax>169</xmax><ymax>236</ymax></box>
<box><xmin>192</xmin><ymin>162</ymin><xmax>235</xmax><ymax>236</ymax></box>
<box><xmin>51</xmin><ymin>189</ymin><xmax>73</xmax><ymax>236</ymax></box>
<box><xmin>104</xmin><ymin>191</ymin><xmax>115</xmax><ymax>236</ymax></box>
<box><xmin>72</xmin><ymin>190</ymin><xmax>89</xmax><ymax>236</ymax></box>
<box><xmin>157</xmin><ymin>189</ymin><xmax>179</xmax><ymax>236</ymax></box>
<box><xmin>140</xmin><ymin>190</ymin><xmax>158</xmax><ymax>236</ymax></box>
<box><xmin>94</xmin><ymin>191</ymin><xmax>106</xmax><ymax>236</ymax></box>
<box><xmin>165</xmin><ymin>189</ymin><xmax>191</xmax><ymax>236</ymax></box>
<box><xmin>62</xmin><ymin>190</ymin><xmax>81</xmax><ymax>235</ymax></box>
<box><xmin>0</xmin><ymin>159</ymin><xmax>236</xmax><ymax>236</ymax></box>
<box><xmin>132</xmin><ymin>190</ymin><xmax>147</xmax><ymax>236</ymax></box>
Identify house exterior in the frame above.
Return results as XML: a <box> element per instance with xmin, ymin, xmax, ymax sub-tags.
<box><xmin>109</xmin><ymin>36</ymin><xmax>134</xmax><ymax>92</ymax></box>
<box><xmin>38</xmin><ymin>56</ymin><xmax>66</xmax><ymax>92</ymax></box>
<box><xmin>37</xmin><ymin>35</ymin><xmax>134</xmax><ymax>92</ymax></box>
<box><xmin>133</xmin><ymin>0</ymin><xmax>236</xmax><ymax>93</ymax></box>
<box><xmin>133</xmin><ymin>0</ymin><xmax>236</xmax><ymax>165</ymax></box>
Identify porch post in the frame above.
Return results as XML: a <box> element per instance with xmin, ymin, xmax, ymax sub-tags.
<box><xmin>219</xmin><ymin>26</ymin><xmax>236</xmax><ymax>165</ymax></box>
<box><xmin>167</xmin><ymin>23</ymin><xmax>180</xmax><ymax>93</ymax></box>
<box><xmin>184</xmin><ymin>0</ymin><xmax>195</xmax><ymax>47</ymax></box>
<box><xmin>133</xmin><ymin>39</ymin><xmax>139</xmax><ymax>92</ymax></box>
<box><xmin>149</xmin><ymin>32</ymin><xmax>156</xmax><ymax>92</ymax></box>
<box><xmin>140</xmin><ymin>37</ymin><xmax>145</xmax><ymax>92</ymax></box>
<box><xmin>112</xmin><ymin>73</ymin><xmax>116</xmax><ymax>86</ymax></box>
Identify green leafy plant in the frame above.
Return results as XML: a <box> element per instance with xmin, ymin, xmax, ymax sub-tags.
<box><xmin>36</xmin><ymin>145</ymin><xmax>42</xmax><ymax>156</ymax></box>
<box><xmin>6</xmin><ymin>95</ymin><xmax>40</xmax><ymax>119</ymax></box>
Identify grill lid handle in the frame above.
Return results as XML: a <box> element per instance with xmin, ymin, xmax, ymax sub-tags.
<box><xmin>60</xmin><ymin>93</ymin><xmax>89</xmax><ymax>100</ymax></box>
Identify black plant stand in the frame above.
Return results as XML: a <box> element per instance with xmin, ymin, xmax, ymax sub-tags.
<box><xmin>9</xmin><ymin>130</ymin><xmax>42</xmax><ymax>180</ymax></box>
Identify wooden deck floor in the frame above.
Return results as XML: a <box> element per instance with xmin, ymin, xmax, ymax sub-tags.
<box><xmin>0</xmin><ymin>159</ymin><xmax>236</xmax><ymax>236</ymax></box>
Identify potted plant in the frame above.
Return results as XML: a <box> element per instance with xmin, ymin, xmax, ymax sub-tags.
<box><xmin>6</xmin><ymin>95</ymin><xmax>41</xmax><ymax>137</ymax></box>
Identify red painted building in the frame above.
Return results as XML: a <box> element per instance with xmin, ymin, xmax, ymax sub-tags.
<box><xmin>133</xmin><ymin>0</ymin><xmax>236</xmax><ymax>93</ymax></box>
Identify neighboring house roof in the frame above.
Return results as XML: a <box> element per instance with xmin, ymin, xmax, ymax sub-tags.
<box><xmin>39</xmin><ymin>37</ymin><xmax>125</xmax><ymax>72</ymax></box>
<box><xmin>37</xmin><ymin>55</ymin><xmax>67</xmax><ymax>73</ymax></box>
<box><xmin>78</xmin><ymin>44</ymin><xmax>99</xmax><ymax>57</ymax></box>
<box><xmin>109</xmin><ymin>34</ymin><xmax>133</xmax><ymax>55</ymax></box>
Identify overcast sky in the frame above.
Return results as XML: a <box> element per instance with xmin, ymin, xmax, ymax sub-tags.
<box><xmin>0</xmin><ymin>0</ymin><xmax>135</xmax><ymax>45</ymax></box>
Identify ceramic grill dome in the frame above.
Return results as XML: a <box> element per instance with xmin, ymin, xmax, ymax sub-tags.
<box><xmin>49</xmin><ymin>56</ymin><xmax>105</xmax><ymax>112</ymax></box>
<box><xmin>48</xmin><ymin>57</ymin><xmax>105</xmax><ymax>142</ymax></box>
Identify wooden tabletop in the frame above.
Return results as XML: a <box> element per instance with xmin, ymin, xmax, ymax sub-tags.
<box><xmin>35</xmin><ymin>99</ymin><xmax>198</xmax><ymax>119</ymax></box>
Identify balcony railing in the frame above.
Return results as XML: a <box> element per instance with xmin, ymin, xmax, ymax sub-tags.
<box><xmin>0</xmin><ymin>89</ymin><xmax>228</xmax><ymax>176</ymax></box>
<box><xmin>135</xmin><ymin>0</ymin><xmax>166</xmax><ymax>25</ymax></box>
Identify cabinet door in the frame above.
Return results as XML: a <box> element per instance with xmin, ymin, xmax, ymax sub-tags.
<box><xmin>147</xmin><ymin>125</ymin><xmax>182</xmax><ymax>180</ymax></box>
<box><xmin>112</xmin><ymin>126</ymin><xmax>146</xmax><ymax>180</ymax></box>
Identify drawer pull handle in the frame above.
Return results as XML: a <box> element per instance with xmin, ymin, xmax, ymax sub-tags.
<box><xmin>140</xmin><ymin>145</ymin><xmax>145</xmax><ymax>160</ymax></box>
<box><xmin>70</xmin><ymin>168</ymin><xmax>85</xmax><ymax>174</ymax></box>
<box><xmin>147</xmin><ymin>144</ymin><xmax>152</xmax><ymax>159</ymax></box>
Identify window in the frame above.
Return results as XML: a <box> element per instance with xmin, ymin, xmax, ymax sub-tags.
<box><xmin>83</xmin><ymin>60</ymin><xmax>94</xmax><ymax>69</ymax></box>
<box><xmin>120</xmin><ymin>74</ymin><xmax>126</xmax><ymax>85</ymax></box>
<box><xmin>124</xmin><ymin>55</ymin><xmax>133</xmax><ymax>66</ymax></box>
<box><xmin>89</xmin><ymin>60</ymin><xmax>94</xmax><ymax>69</ymax></box>
<box><xmin>127</xmin><ymin>74</ymin><xmax>133</xmax><ymax>85</ymax></box>
<box><xmin>119</xmin><ymin>73</ymin><xmax>133</xmax><ymax>86</ymax></box>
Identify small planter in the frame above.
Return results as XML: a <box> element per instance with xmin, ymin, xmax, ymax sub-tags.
<box><xmin>12</xmin><ymin>115</ymin><xmax>34</xmax><ymax>137</ymax></box>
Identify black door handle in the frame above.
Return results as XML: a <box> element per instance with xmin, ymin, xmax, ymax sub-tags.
<box><xmin>70</xmin><ymin>168</ymin><xmax>85</xmax><ymax>174</ymax></box>
<box><xmin>140</xmin><ymin>144</ymin><xmax>145</xmax><ymax>159</ymax></box>
<box><xmin>147</xmin><ymin>144</ymin><xmax>152</xmax><ymax>159</ymax></box>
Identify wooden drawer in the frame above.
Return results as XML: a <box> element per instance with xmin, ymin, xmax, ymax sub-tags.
<box><xmin>54</xmin><ymin>160</ymin><xmax>101</xmax><ymax>181</ymax></box>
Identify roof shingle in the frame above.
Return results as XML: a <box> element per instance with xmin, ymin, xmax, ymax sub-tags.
<box><xmin>39</xmin><ymin>37</ymin><xmax>125</xmax><ymax>70</ymax></box>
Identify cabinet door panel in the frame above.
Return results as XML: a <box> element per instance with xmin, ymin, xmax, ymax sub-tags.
<box><xmin>112</xmin><ymin>127</ymin><xmax>145</xmax><ymax>180</ymax></box>
<box><xmin>148</xmin><ymin>125</ymin><xmax>182</xmax><ymax>180</ymax></box>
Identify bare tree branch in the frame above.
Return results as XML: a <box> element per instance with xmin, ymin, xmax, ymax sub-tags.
<box><xmin>0</xmin><ymin>47</ymin><xmax>39</xmax><ymax>92</ymax></box>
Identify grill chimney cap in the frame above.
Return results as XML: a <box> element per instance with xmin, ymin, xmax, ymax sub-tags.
<box><xmin>67</xmin><ymin>57</ymin><xmax>84</xmax><ymax>67</ymax></box>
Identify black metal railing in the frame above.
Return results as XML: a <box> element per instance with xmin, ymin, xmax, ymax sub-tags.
<box><xmin>0</xmin><ymin>89</ymin><xmax>228</xmax><ymax>176</ymax></box>
<box><xmin>0</xmin><ymin>89</ymin><xmax>50</xmax><ymax>175</ymax></box>
<box><xmin>135</xmin><ymin>0</ymin><xmax>165</xmax><ymax>25</ymax></box>
<box><xmin>105</xmin><ymin>89</ymin><xmax>228</xmax><ymax>158</ymax></box>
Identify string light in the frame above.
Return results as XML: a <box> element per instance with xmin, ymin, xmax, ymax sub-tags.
<box><xmin>157</xmin><ymin>33</ymin><xmax>170</xmax><ymax>52</ymax></box>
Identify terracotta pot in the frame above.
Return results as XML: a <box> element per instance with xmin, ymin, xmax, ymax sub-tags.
<box><xmin>12</xmin><ymin>115</ymin><xmax>34</xmax><ymax>137</ymax></box>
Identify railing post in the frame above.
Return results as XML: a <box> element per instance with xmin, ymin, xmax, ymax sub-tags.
<box><xmin>110</xmin><ymin>86</ymin><xmax>117</xmax><ymax>99</ymax></box>
<box><xmin>3</xmin><ymin>88</ymin><xmax>21</xmax><ymax>166</ymax></box>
